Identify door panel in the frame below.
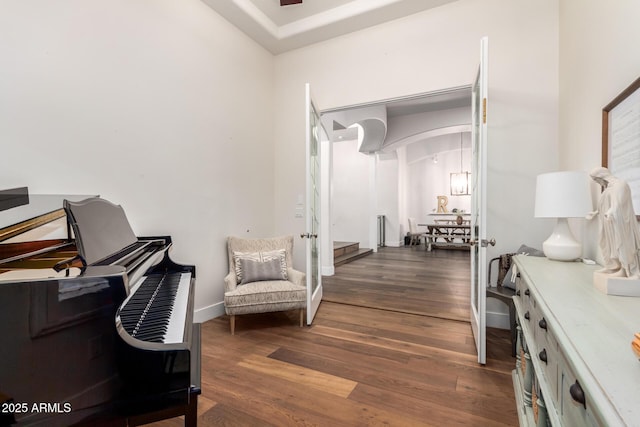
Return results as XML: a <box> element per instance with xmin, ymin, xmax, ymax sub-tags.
<box><xmin>470</xmin><ymin>37</ymin><xmax>489</xmax><ymax>365</ymax></box>
<box><xmin>305</xmin><ymin>83</ymin><xmax>325</xmax><ymax>324</ymax></box>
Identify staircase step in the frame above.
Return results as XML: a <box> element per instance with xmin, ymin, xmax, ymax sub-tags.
<box><xmin>334</xmin><ymin>248</ymin><xmax>373</xmax><ymax>267</ymax></box>
<box><xmin>333</xmin><ymin>241</ymin><xmax>360</xmax><ymax>258</ymax></box>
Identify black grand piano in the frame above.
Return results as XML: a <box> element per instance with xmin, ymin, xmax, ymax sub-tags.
<box><xmin>0</xmin><ymin>188</ymin><xmax>201</xmax><ymax>426</ymax></box>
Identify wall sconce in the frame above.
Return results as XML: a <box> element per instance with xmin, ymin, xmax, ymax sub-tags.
<box><xmin>450</xmin><ymin>133</ymin><xmax>470</xmax><ymax>195</ymax></box>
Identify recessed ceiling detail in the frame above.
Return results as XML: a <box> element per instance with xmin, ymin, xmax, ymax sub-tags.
<box><xmin>200</xmin><ymin>0</ymin><xmax>459</xmax><ymax>54</ymax></box>
<box><xmin>322</xmin><ymin>86</ymin><xmax>471</xmax><ymax>154</ymax></box>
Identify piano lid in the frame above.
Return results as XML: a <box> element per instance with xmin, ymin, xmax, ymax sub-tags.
<box><xmin>0</xmin><ymin>187</ymin><xmax>29</xmax><ymax>213</ymax></box>
<box><xmin>0</xmin><ymin>190</ymin><xmax>95</xmax><ymax>243</ymax></box>
<box><xmin>64</xmin><ymin>197</ymin><xmax>138</xmax><ymax>266</ymax></box>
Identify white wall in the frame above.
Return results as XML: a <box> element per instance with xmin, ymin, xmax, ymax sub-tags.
<box><xmin>377</xmin><ymin>152</ymin><xmax>401</xmax><ymax>246</ymax></box>
<box><xmin>559</xmin><ymin>0</ymin><xmax>640</xmax><ymax>262</ymax></box>
<box><xmin>407</xmin><ymin>134</ymin><xmax>472</xmax><ymax>221</ymax></box>
<box><xmin>274</xmin><ymin>0</ymin><xmax>560</xmax><ymax>325</ymax></box>
<box><xmin>0</xmin><ymin>0</ymin><xmax>276</xmax><ymax>321</ymax></box>
<box><xmin>332</xmin><ymin>139</ymin><xmax>372</xmax><ymax>247</ymax></box>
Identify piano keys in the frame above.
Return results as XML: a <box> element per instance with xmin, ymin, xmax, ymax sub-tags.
<box><xmin>0</xmin><ymin>191</ymin><xmax>200</xmax><ymax>426</ymax></box>
<box><xmin>119</xmin><ymin>272</ymin><xmax>192</xmax><ymax>344</ymax></box>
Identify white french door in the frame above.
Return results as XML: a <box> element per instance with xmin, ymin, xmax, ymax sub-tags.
<box><xmin>304</xmin><ymin>83</ymin><xmax>325</xmax><ymax>324</ymax></box>
<box><xmin>470</xmin><ymin>37</ymin><xmax>491</xmax><ymax>365</ymax></box>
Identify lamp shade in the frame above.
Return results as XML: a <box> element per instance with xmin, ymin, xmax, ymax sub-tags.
<box><xmin>534</xmin><ymin>171</ymin><xmax>592</xmax><ymax>218</ymax></box>
<box><xmin>534</xmin><ymin>170</ymin><xmax>592</xmax><ymax>261</ymax></box>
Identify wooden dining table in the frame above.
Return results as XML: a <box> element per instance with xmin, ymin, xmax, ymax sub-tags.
<box><xmin>418</xmin><ymin>223</ymin><xmax>471</xmax><ymax>251</ymax></box>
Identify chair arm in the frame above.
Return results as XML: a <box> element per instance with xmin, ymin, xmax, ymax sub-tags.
<box><xmin>287</xmin><ymin>268</ymin><xmax>306</xmax><ymax>287</ymax></box>
<box><xmin>224</xmin><ymin>271</ymin><xmax>238</xmax><ymax>293</ymax></box>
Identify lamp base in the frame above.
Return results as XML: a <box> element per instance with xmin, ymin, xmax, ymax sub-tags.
<box><xmin>542</xmin><ymin>218</ymin><xmax>582</xmax><ymax>261</ymax></box>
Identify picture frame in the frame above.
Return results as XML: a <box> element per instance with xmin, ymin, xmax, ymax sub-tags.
<box><xmin>602</xmin><ymin>76</ymin><xmax>640</xmax><ymax>217</ymax></box>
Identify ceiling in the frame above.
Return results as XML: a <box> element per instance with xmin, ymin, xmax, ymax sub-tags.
<box><xmin>200</xmin><ymin>0</ymin><xmax>459</xmax><ymax>54</ymax></box>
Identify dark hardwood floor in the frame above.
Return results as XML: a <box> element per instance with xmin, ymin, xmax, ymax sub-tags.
<box><xmin>323</xmin><ymin>246</ymin><xmax>471</xmax><ymax>321</ymax></box>
<box><xmin>151</xmin><ymin>247</ymin><xmax>517</xmax><ymax>426</ymax></box>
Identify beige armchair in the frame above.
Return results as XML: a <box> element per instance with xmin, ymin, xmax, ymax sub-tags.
<box><xmin>224</xmin><ymin>235</ymin><xmax>306</xmax><ymax>334</ymax></box>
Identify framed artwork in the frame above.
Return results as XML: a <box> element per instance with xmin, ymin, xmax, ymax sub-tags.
<box><xmin>602</xmin><ymin>76</ymin><xmax>640</xmax><ymax>216</ymax></box>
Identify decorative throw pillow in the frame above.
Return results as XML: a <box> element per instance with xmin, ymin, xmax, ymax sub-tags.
<box><xmin>502</xmin><ymin>245</ymin><xmax>544</xmax><ymax>289</ymax></box>
<box><xmin>233</xmin><ymin>249</ymin><xmax>287</xmax><ymax>284</ymax></box>
<box><xmin>239</xmin><ymin>257</ymin><xmax>287</xmax><ymax>285</ymax></box>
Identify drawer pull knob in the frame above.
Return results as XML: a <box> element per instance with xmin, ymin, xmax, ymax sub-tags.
<box><xmin>516</xmin><ymin>290</ymin><xmax>521</xmax><ymax>296</ymax></box>
<box><xmin>539</xmin><ymin>318</ymin><xmax>547</xmax><ymax>330</ymax></box>
<box><xmin>539</xmin><ymin>349</ymin><xmax>547</xmax><ymax>364</ymax></box>
<box><xmin>570</xmin><ymin>380</ymin><xmax>586</xmax><ymax>409</ymax></box>
<box><xmin>524</xmin><ymin>311</ymin><xmax>530</xmax><ymax>321</ymax></box>
<box><xmin>525</xmin><ymin>289</ymin><xmax>530</xmax><ymax>296</ymax></box>
<box><xmin>516</xmin><ymin>272</ymin><xmax>521</xmax><ymax>278</ymax></box>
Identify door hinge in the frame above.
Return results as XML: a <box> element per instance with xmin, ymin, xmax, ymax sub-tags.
<box><xmin>482</xmin><ymin>98</ymin><xmax>487</xmax><ymax>124</ymax></box>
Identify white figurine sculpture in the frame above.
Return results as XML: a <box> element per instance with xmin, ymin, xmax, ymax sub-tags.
<box><xmin>588</xmin><ymin>167</ymin><xmax>640</xmax><ymax>295</ymax></box>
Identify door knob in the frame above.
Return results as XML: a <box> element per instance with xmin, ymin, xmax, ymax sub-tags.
<box><xmin>469</xmin><ymin>238</ymin><xmax>496</xmax><ymax>247</ymax></box>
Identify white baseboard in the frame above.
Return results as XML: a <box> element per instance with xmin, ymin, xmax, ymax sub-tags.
<box><xmin>194</xmin><ymin>301</ymin><xmax>225</xmax><ymax>323</ymax></box>
<box><xmin>322</xmin><ymin>265</ymin><xmax>335</xmax><ymax>276</ymax></box>
<box><xmin>487</xmin><ymin>309</ymin><xmax>510</xmax><ymax>330</ymax></box>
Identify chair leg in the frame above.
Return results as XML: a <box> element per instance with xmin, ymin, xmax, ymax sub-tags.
<box><xmin>230</xmin><ymin>315</ymin><xmax>235</xmax><ymax>335</ymax></box>
<box><xmin>299</xmin><ymin>308</ymin><xmax>304</xmax><ymax>327</ymax></box>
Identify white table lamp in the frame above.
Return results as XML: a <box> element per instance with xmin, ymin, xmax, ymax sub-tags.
<box><xmin>534</xmin><ymin>171</ymin><xmax>592</xmax><ymax>261</ymax></box>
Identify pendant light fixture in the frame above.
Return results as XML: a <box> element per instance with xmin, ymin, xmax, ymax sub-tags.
<box><xmin>450</xmin><ymin>133</ymin><xmax>470</xmax><ymax>195</ymax></box>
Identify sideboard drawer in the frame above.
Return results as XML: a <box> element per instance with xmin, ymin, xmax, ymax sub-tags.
<box><xmin>511</xmin><ymin>256</ymin><xmax>640</xmax><ymax>427</ymax></box>
<box><xmin>515</xmin><ymin>274</ymin><xmax>528</xmax><ymax>304</ymax></box>
<box><xmin>533</xmin><ymin>313</ymin><xmax>559</xmax><ymax>404</ymax></box>
<box><xmin>515</xmin><ymin>275</ymin><xmax>533</xmax><ymax>325</ymax></box>
<box><xmin>559</xmin><ymin>357</ymin><xmax>599</xmax><ymax>427</ymax></box>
